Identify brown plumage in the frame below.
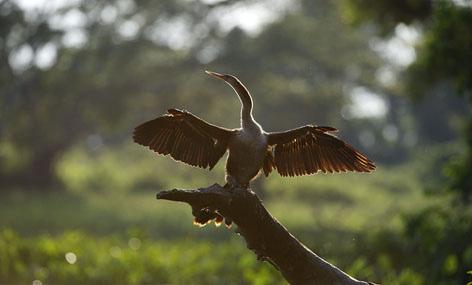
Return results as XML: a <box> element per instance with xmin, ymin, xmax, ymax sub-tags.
<box><xmin>133</xmin><ymin>71</ymin><xmax>375</xmax><ymax>188</ymax></box>
<box><xmin>133</xmin><ymin>111</ymin><xmax>229</xmax><ymax>169</ymax></box>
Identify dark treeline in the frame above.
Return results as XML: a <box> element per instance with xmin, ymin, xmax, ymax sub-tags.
<box><xmin>0</xmin><ymin>0</ymin><xmax>468</xmax><ymax>189</ymax></box>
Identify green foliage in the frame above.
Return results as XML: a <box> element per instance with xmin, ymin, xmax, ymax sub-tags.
<box><xmin>347</xmin><ymin>257</ymin><xmax>425</xmax><ymax>285</ymax></box>
<box><xmin>341</xmin><ymin>0</ymin><xmax>432</xmax><ymax>35</ymax></box>
<box><xmin>340</xmin><ymin>204</ymin><xmax>472</xmax><ymax>285</ymax></box>
<box><xmin>342</xmin><ymin>0</ymin><xmax>472</xmax><ymax>201</ymax></box>
<box><xmin>406</xmin><ymin>2</ymin><xmax>472</xmax><ymax>202</ymax></box>
<box><xmin>0</xmin><ymin>0</ymin><xmax>387</xmax><ymax>188</ymax></box>
<box><xmin>0</xmin><ymin>154</ymin><xmax>429</xmax><ymax>236</ymax></box>
<box><xmin>402</xmin><ymin>205</ymin><xmax>472</xmax><ymax>285</ymax></box>
<box><xmin>55</xmin><ymin>143</ymin><xmax>226</xmax><ymax>194</ymax></box>
<box><xmin>443</xmin><ymin>147</ymin><xmax>472</xmax><ymax>203</ymax></box>
<box><xmin>0</xmin><ymin>229</ymin><xmax>284</xmax><ymax>285</ymax></box>
<box><xmin>408</xmin><ymin>2</ymin><xmax>472</xmax><ymax>98</ymax></box>
<box><xmin>215</xmin><ymin>0</ymin><xmax>383</xmax><ymax>131</ymax></box>
<box><xmin>467</xmin><ymin>270</ymin><xmax>472</xmax><ymax>285</ymax></box>
<box><xmin>341</xmin><ymin>1</ymin><xmax>472</xmax><ymax>283</ymax></box>
<box><xmin>0</xmin><ymin>154</ymin><xmax>455</xmax><ymax>284</ymax></box>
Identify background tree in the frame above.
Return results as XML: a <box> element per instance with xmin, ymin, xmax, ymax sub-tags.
<box><xmin>1</xmin><ymin>0</ymin><xmax>388</xmax><ymax>189</ymax></box>
<box><xmin>342</xmin><ymin>1</ymin><xmax>472</xmax><ymax>284</ymax></box>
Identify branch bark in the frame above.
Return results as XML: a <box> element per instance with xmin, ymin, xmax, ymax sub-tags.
<box><xmin>156</xmin><ymin>183</ymin><xmax>377</xmax><ymax>285</ymax></box>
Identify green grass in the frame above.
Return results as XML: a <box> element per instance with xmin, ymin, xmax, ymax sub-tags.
<box><xmin>0</xmin><ymin>190</ymin><xmax>235</xmax><ymax>241</ymax></box>
<box><xmin>0</xmin><ymin>163</ymin><xmax>430</xmax><ymax>239</ymax></box>
<box><xmin>0</xmin><ymin>154</ymin><xmax>436</xmax><ymax>240</ymax></box>
<box><xmin>265</xmin><ymin>165</ymin><xmax>432</xmax><ymax>232</ymax></box>
<box><xmin>0</xmin><ymin>229</ymin><xmax>285</xmax><ymax>285</ymax></box>
<box><xmin>0</xmin><ymin>144</ymin><xmax>455</xmax><ymax>285</ymax></box>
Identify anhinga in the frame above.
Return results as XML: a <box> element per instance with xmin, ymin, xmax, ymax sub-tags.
<box><xmin>133</xmin><ymin>71</ymin><xmax>375</xmax><ymax>188</ymax></box>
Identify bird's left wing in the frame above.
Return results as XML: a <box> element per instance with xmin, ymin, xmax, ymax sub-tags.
<box><xmin>133</xmin><ymin>109</ymin><xmax>233</xmax><ymax>170</ymax></box>
<box><xmin>266</xmin><ymin>125</ymin><xmax>375</xmax><ymax>177</ymax></box>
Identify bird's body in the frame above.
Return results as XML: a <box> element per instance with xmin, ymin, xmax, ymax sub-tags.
<box><xmin>133</xmin><ymin>71</ymin><xmax>375</xmax><ymax>189</ymax></box>
<box><xmin>226</xmin><ymin>121</ymin><xmax>267</xmax><ymax>187</ymax></box>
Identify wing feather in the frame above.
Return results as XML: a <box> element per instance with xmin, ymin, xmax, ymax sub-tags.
<box><xmin>268</xmin><ymin>125</ymin><xmax>375</xmax><ymax>177</ymax></box>
<box><xmin>133</xmin><ymin>111</ymin><xmax>232</xmax><ymax>170</ymax></box>
<box><xmin>262</xmin><ymin>150</ymin><xmax>275</xmax><ymax>177</ymax></box>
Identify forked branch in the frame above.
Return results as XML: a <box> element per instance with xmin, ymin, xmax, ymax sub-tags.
<box><xmin>156</xmin><ymin>183</ymin><xmax>377</xmax><ymax>285</ymax></box>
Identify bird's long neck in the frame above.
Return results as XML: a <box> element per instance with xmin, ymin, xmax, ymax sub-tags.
<box><xmin>228</xmin><ymin>79</ymin><xmax>254</xmax><ymax>128</ymax></box>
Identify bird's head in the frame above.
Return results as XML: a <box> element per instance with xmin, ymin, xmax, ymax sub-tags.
<box><xmin>205</xmin><ymin>70</ymin><xmax>239</xmax><ymax>86</ymax></box>
<box><xmin>205</xmin><ymin>70</ymin><xmax>253</xmax><ymax>117</ymax></box>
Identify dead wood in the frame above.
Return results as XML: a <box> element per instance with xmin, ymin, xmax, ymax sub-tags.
<box><xmin>156</xmin><ymin>183</ymin><xmax>378</xmax><ymax>285</ymax></box>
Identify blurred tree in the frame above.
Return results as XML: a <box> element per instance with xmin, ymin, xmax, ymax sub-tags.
<box><xmin>1</xmin><ymin>0</ymin><xmax>387</xmax><ymax>189</ymax></box>
<box><xmin>209</xmin><ymin>0</ymin><xmax>396</xmax><ymax>169</ymax></box>
<box><xmin>0</xmin><ymin>0</ymin><xmax>243</xmax><ymax>189</ymax></box>
<box><xmin>343</xmin><ymin>0</ymin><xmax>472</xmax><ymax>200</ymax></box>
<box><xmin>341</xmin><ymin>1</ymin><xmax>472</xmax><ymax>284</ymax></box>
<box><xmin>347</xmin><ymin>0</ymin><xmax>470</xmax><ymax>148</ymax></box>
<box><xmin>342</xmin><ymin>0</ymin><xmax>432</xmax><ymax>35</ymax></box>
<box><xmin>217</xmin><ymin>0</ymin><xmax>383</xmax><ymax>129</ymax></box>
<box><xmin>406</xmin><ymin>2</ymin><xmax>472</xmax><ymax>202</ymax></box>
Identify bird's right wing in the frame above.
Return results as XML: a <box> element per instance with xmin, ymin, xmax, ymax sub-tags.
<box><xmin>133</xmin><ymin>109</ymin><xmax>233</xmax><ymax>170</ymax></box>
<box><xmin>266</xmin><ymin>125</ymin><xmax>375</xmax><ymax>176</ymax></box>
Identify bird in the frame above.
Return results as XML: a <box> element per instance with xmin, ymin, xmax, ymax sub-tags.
<box><xmin>133</xmin><ymin>71</ymin><xmax>375</xmax><ymax>189</ymax></box>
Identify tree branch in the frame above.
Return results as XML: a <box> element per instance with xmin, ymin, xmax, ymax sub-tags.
<box><xmin>156</xmin><ymin>183</ymin><xmax>377</xmax><ymax>285</ymax></box>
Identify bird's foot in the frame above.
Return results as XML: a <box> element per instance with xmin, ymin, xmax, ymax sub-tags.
<box><xmin>224</xmin><ymin>176</ymin><xmax>250</xmax><ymax>193</ymax></box>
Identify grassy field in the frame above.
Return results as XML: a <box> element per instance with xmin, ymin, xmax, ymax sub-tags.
<box><xmin>0</xmin><ymin>162</ymin><xmax>431</xmax><ymax>239</ymax></box>
<box><xmin>0</xmin><ymin>144</ymin><xmax>452</xmax><ymax>285</ymax></box>
<box><xmin>0</xmin><ymin>229</ymin><xmax>284</xmax><ymax>285</ymax></box>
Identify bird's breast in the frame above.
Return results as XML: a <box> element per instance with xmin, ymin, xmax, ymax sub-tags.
<box><xmin>231</xmin><ymin>127</ymin><xmax>268</xmax><ymax>152</ymax></box>
<box><xmin>226</xmin><ymin>129</ymin><xmax>268</xmax><ymax>184</ymax></box>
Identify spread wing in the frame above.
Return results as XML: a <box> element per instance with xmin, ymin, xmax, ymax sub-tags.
<box><xmin>266</xmin><ymin>125</ymin><xmax>375</xmax><ymax>177</ymax></box>
<box><xmin>133</xmin><ymin>109</ymin><xmax>233</xmax><ymax>170</ymax></box>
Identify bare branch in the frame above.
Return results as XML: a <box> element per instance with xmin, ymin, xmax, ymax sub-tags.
<box><xmin>157</xmin><ymin>183</ymin><xmax>378</xmax><ymax>285</ymax></box>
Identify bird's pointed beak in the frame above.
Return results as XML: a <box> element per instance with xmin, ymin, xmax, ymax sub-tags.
<box><xmin>205</xmin><ymin>70</ymin><xmax>226</xmax><ymax>80</ymax></box>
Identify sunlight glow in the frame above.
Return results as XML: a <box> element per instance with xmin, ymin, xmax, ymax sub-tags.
<box><xmin>65</xmin><ymin>252</ymin><xmax>77</xmax><ymax>264</ymax></box>
<box><xmin>344</xmin><ymin>87</ymin><xmax>388</xmax><ymax>119</ymax></box>
<box><xmin>8</xmin><ymin>44</ymin><xmax>33</xmax><ymax>73</ymax></box>
<box><xmin>48</xmin><ymin>8</ymin><xmax>87</xmax><ymax>30</ymax></box>
<box><xmin>453</xmin><ymin>0</ymin><xmax>472</xmax><ymax>7</ymax></box>
<box><xmin>209</xmin><ymin>0</ymin><xmax>295</xmax><ymax>35</ymax></box>
<box><xmin>100</xmin><ymin>5</ymin><xmax>118</xmax><ymax>24</ymax></box>
<box><xmin>35</xmin><ymin>43</ymin><xmax>57</xmax><ymax>69</ymax></box>
<box><xmin>370</xmin><ymin>24</ymin><xmax>420</xmax><ymax>67</ymax></box>
<box><xmin>16</xmin><ymin>0</ymin><xmax>79</xmax><ymax>10</ymax></box>
<box><xmin>375</xmin><ymin>66</ymin><xmax>397</xmax><ymax>87</ymax></box>
<box><xmin>147</xmin><ymin>16</ymin><xmax>196</xmax><ymax>49</ymax></box>
<box><xmin>118</xmin><ymin>19</ymin><xmax>141</xmax><ymax>39</ymax></box>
